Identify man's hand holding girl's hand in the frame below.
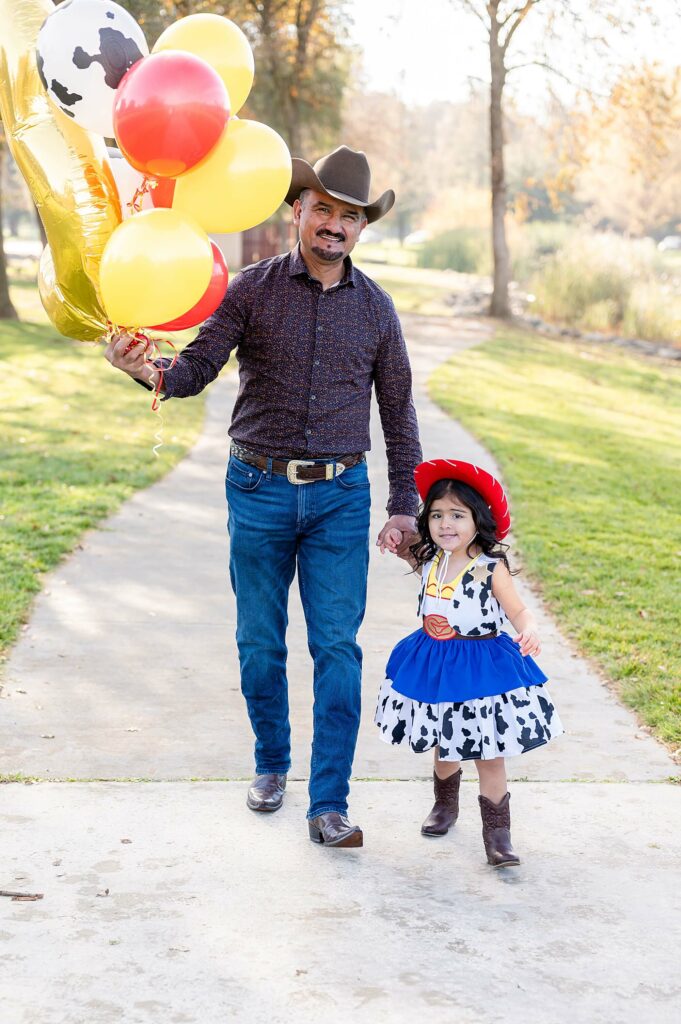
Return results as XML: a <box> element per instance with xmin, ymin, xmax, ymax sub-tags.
<box><xmin>514</xmin><ymin>629</ymin><xmax>541</xmax><ymax>657</ymax></box>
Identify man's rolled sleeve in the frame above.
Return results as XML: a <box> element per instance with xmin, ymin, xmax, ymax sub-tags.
<box><xmin>373</xmin><ymin>302</ymin><xmax>422</xmax><ymax>517</ymax></box>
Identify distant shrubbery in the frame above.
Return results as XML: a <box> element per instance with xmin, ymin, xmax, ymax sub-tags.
<box><xmin>413</xmin><ymin>222</ymin><xmax>680</xmax><ymax>344</ymax></box>
<box><xmin>416</xmin><ymin>221</ymin><xmax>574</xmax><ymax>278</ymax></box>
<box><xmin>417</xmin><ymin>228</ymin><xmax>490</xmax><ymax>274</ymax></box>
<box><xmin>508</xmin><ymin>221</ymin><xmax>576</xmax><ymax>282</ymax></box>
<box><xmin>528</xmin><ymin>233</ymin><xmax>681</xmax><ymax>343</ymax></box>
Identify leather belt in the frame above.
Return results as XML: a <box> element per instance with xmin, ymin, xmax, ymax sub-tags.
<box><xmin>230</xmin><ymin>442</ymin><xmax>365</xmax><ymax>485</ymax></box>
<box><xmin>423</xmin><ymin>615</ymin><xmax>497</xmax><ymax>641</ymax></box>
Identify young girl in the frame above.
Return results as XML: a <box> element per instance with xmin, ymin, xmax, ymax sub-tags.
<box><xmin>375</xmin><ymin>459</ymin><xmax>563</xmax><ymax>867</ymax></box>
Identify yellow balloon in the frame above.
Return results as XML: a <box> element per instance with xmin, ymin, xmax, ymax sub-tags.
<box><xmin>100</xmin><ymin>209</ymin><xmax>213</xmax><ymax>328</ymax></box>
<box><xmin>153</xmin><ymin>14</ymin><xmax>254</xmax><ymax>115</ymax></box>
<box><xmin>0</xmin><ymin>0</ymin><xmax>121</xmax><ymax>341</ymax></box>
<box><xmin>173</xmin><ymin>119</ymin><xmax>292</xmax><ymax>234</ymax></box>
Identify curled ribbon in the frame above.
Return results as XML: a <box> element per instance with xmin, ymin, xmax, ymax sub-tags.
<box><xmin>104</xmin><ymin>323</ymin><xmax>179</xmax><ymax>453</ymax></box>
<box><xmin>127</xmin><ymin>175</ymin><xmax>158</xmax><ymax>215</ymax></box>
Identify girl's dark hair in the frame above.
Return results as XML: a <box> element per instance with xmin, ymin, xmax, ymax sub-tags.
<box><xmin>409</xmin><ymin>478</ymin><xmax>516</xmax><ymax>573</ymax></box>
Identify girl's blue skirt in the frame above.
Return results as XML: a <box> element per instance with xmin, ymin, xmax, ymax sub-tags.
<box><xmin>386</xmin><ymin>628</ymin><xmax>547</xmax><ymax>703</ymax></box>
<box><xmin>375</xmin><ymin>629</ymin><xmax>563</xmax><ymax>761</ymax></box>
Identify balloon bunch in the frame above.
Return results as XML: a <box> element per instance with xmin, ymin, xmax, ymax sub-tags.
<box><xmin>0</xmin><ymin>0</ymin><xmax>292</xmax><ymax>346</ymax></box>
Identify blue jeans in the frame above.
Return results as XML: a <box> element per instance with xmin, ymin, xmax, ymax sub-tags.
<box><xmin>226</xmin><ymin>455</ymin><xmax>371</xmax><ymax>818</ymax></box>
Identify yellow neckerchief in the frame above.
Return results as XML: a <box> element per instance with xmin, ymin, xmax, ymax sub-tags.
<box><xmin>425</xmin><ymin>551</ymin><xmax>480</xmax><ymax>598</ymax></box>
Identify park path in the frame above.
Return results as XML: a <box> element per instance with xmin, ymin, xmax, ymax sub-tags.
<box><xmin>2</xmin><ymin>314</ymin><xmax>680</xmax><ymax>1024</ymax></box>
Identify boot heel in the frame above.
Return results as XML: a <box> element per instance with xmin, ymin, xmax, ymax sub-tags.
<box><xmin>308</xmin><ymin>822</ymin><xmax>324</xmax><ymax>843</ymax></box>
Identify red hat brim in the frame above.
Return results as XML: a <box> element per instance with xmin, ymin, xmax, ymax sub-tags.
<box><xmin>414</xmin><ymin>459</ymin><xmax>511</xmax><ymax>540</ymax></box>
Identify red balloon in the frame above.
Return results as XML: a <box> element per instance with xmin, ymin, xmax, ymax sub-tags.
<box><xmin>151</xmin><ymin>242</ymin><xmax>228</xmax><ymax>331</ymax></box>
<box><xmin>151</xmin><ymin>177</ymin><xmax>176</xmax><ymax>208</ymax></box>
<box><xmin>114</xmin><ymin>52</ymin><xmax>230</xmax><ymax>178</ymax></box>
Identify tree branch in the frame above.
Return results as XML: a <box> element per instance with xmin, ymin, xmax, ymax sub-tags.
<box><xmin>499</xmin><ymin>1</ymin><xmax>540</xmax><ymax>29</ymax></box>
<box><xmin>505</xmin><ymin>58</ymin><xmax>573</xmax><ymax>82</ymax></box>
<box><xmin>457</xmin><ymin>0</ymin><xmax>490</xmax><ymax>32</ymax></box>
<box><xmin>502</xmin><ymin>0</ymin><xmax>541</xmax><ymax>54</ymax></box>
<box><xmin>505</xmin><ymin>58</ymin><xmax>612</xmax><ymax>98</ymax></box>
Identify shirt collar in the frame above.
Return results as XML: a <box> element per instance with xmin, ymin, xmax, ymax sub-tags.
<box><xmin>288</xmin><ymin>242</ymin><xmax>356</xmax><ymax>288</ymax></box>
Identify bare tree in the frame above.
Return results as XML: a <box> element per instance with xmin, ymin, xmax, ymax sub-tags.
<box><xmin>454</xmin><ymin>0</ymin><xmax>670</xmax><ymax>317</ymax></box>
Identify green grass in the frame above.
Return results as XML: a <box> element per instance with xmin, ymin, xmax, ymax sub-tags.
<box><xmin>429</xmin><ymin>329</ymin><xmax>681</xmax><ymax>751</ymax></box>
<box><xmin>353</xmin><ymin>259</ymin><xmax>462</xmax><ymax>317</ymax></box>
<box><xmin>354</xmin><ymin>241</ymin><xmax>420</xmax><ymax>267</ymax></box>
<box><xmin>1</xmin><ymin>287</ymin><xmax>205</xmax><ymax>660</ymax></box>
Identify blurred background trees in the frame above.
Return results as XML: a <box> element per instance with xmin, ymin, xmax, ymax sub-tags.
<box><xmin>2</xmin><ymin>0</ymin><xmax>680</xmax><ymax>342</ymax></box>
<box><xmin>118</xmin><ymin>1</ymin><xmax>353</xmax><ymax>154</ymax></box>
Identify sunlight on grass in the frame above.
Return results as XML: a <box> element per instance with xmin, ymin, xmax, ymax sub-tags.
<box><xmin>353</xmin><ymin>259</ymin><xmax>461</xmax><ymax>317</ymax></box>
<box><xmin>1</xmin><ymin>304</ymin><xmax>205</xmax><ymax>659</ymax></box>
<box><xmin>430</xmin><ymin>330</ymin><xmax>681</xmax><ymax>749</ymax></box>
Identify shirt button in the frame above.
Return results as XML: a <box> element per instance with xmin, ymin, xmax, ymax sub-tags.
<box><xmin>314</xmin><ymin>360</ymin><xmax>320</xmax><ymax>366</ymax></box>
<box><xmin>311</xmin><ymin>395</ymin><xmax>316</xmax><ymax>401</ymax></box>
<box><xmin>306</xmin><ymin>428</ymin><xmax>312</xmax><ymax>435</ymax></box>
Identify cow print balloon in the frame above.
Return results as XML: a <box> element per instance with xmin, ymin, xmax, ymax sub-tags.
<box><xmin>36</xmin><ymin>0</ymin><xmax>148</xmax><ymax>137</ymax></box>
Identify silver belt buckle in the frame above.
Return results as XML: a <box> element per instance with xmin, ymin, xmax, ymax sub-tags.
<box><xmin>286</xmin><ymin>459</ymin><xmax>316</xmax><ymax>484</ymax></box>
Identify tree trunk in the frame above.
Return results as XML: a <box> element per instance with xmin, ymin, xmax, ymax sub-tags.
<box><xmin>287</xmin><ymin>113</ymin><xmax>302</xmax><ymax>157</ymax></box>
<box><xmin>489</xmin><ymin>13</ymin><xmax>511</xmax><ymax>318</ymax></box>
<box><xmin>0</xmin><ymin>170</ymin><xmax>18</xmax><ymax>321</ymax></box>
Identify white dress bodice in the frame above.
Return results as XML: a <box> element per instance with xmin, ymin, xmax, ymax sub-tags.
<box><xmin>417</xmin><ymin>550</ymin><xmax>506</xmax><ymax>637</ymax></box>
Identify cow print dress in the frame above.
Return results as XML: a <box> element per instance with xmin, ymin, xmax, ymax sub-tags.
<box><xmin>374</xmin><ymin>550</ymin><xmax>563</xmax><ymax>761</ymax></box>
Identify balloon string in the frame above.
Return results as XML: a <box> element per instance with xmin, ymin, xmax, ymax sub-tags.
<box><xmin>127</xmin><ymin>176</ymin><xmax>158</xmax><ymax>214</ymax></box>
<box><xmin>151</xmin><ymin>395</ymin><xmax>165</xmax><ymax>459</ymax></box>
<box><xmin>105</xmin><ymin>322</ymin><xmax>179</xmax><ymax>456</ymax></box>
<box><xmin>139</xmin><ymin>329</ymin><xmax>178</xmax><ymax>410</ymax></box>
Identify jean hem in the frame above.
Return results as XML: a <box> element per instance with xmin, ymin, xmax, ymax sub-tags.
<box><xmin>255</xmin><ymin>766</ymin><xmax>291</xmax><ymax>775</ymax></box>
<box><xmin>307</xmin><ymin>804</ymin><xmax>348</xmax><ymax>820</ymax></box>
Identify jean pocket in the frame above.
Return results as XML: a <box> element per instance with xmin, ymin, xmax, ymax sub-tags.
<box><xmin>226</xmin><ymin>456</ymin><xmax>264</xmax><ymax>492</ymax></box>
<box><xmin>336</xmin><ymin>462</ymin><xmax>370</xmax><ymax>490</ymax></box>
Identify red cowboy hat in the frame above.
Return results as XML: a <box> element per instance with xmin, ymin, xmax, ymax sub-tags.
<box><xmin>414</xmin><ymin>459</ymin><xmax>511</xmax><ymax>540</ymax></box>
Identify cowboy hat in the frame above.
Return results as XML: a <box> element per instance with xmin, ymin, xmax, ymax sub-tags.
<box><xmin>284</xmin><ymin>145</ymin><xmax>395</xmax><ymax>223</ymax></box>
<box><xmin>414</xmin><ymin>459</ymin><xmax>511</xmax><ymax>541</ymax></box>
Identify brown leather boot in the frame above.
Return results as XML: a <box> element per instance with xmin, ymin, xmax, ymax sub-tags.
<box><xmin>246</xmin><ymin>773</ymin><xmax>287</xmax><ymax>812</ymax></box>
<box><xmin>421</xmin><ymin>768</ymin><xmax>462</xmax><ymax>836</ymax></box>
<box><xmin>478</xmin><ymin>792</ymin><xmax>520</xmax><ymax>867</ymax></box>
<box><xmin>308</xmin><ymin>812</ymin><xmax>363</xmax><ymax>848</ymax></box>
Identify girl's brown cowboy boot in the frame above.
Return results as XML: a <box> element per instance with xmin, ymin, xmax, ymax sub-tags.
<box><xmin>421</xmin><ymin>768</ymin><xmax>463</xmax><ymax>836</ymax></box>
<box><xmin>478</xmin><ymin>792</ymin><xmax>520</xmax><ymax>867</ymax></box>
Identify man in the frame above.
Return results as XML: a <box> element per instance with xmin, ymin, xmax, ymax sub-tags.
<box><xmin>105</xmin><ymin>146</ymin><xmax>422</xmax><ymax>848</ymax></box>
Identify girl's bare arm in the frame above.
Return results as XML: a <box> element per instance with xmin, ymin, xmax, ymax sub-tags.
<box><xmin>491</xmin><ymin>562</ymin><xmax>541</xmax><ymax>656</ymax></box>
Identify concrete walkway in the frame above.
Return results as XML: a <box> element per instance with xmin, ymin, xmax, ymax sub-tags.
<box><xmin>2</xmin><ymin>314</ymin><xmax>680</xmax><ymax>1024</ymax></box>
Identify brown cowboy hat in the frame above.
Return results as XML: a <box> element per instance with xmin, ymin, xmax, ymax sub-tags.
<box><xmin>284</xmin><ymin>145</ymin><xmax>395</xmax><ymax>223</ymax></box>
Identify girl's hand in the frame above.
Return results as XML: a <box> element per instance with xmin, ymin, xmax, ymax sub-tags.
<box><xmin>514</xmin><ymin>629</ymin><xmax>541</xmax><ymax>657</ymax></box>
<box><xmin>376</xmin><ymin>515</ymin><xmax>416</xmax><ymax>555</ymax></box>
<box><xmin>379</xmin><ymin>527</ymin><xmax>404</xmax><ymax>554</ymax></box>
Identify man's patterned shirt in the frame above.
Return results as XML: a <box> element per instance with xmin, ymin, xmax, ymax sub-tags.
<box><xmin>158</xmin><ymin>244</ymin><xmax>422</xmax><ymax>516</ymax></box>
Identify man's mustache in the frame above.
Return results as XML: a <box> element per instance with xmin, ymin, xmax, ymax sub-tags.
<box><xmin>316</xmin><ymin>228</ymin><xmax>346</xmax><ymax>242</ymax></box>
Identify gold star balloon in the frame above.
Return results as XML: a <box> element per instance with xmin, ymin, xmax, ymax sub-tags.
<box><xmin>0</xmin><ymin>0</ymin><xmax>121</xmax><ymax>340</ymax></box>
